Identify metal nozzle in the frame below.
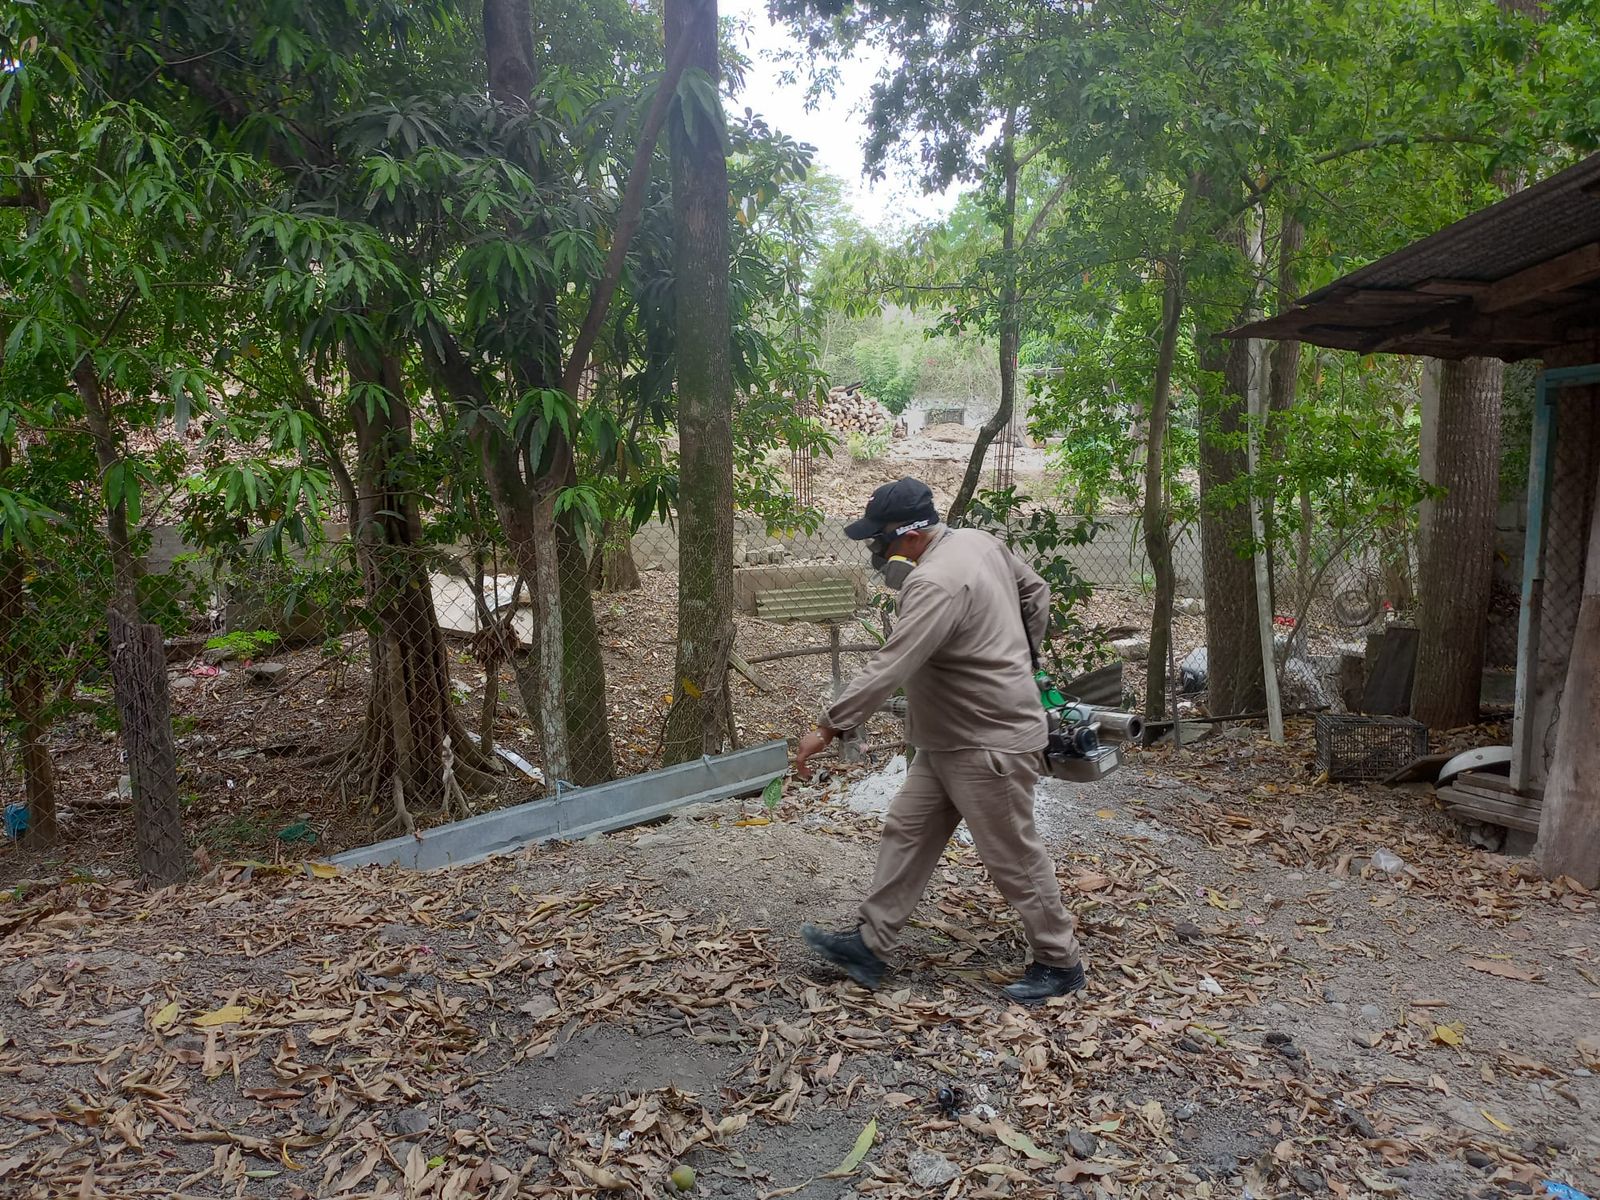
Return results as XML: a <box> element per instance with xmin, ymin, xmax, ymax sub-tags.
<box><xmin>1085</xmin><ymin>707</ymin><xmax>1143</xmax><ymax>743</ymax></box>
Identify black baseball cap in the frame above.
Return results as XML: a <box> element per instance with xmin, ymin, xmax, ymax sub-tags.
<box><xmin>844</xmin><ymin>477</ymin><xmax>940</xmax><ymax>541</ymax></box>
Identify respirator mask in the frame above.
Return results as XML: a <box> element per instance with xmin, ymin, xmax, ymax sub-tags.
<box><xmin>869</xmin><ymin>520</ymin><xmax>931</xmax><ymax>590</ymax></box>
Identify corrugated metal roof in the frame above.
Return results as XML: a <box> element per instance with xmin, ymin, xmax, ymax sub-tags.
<box><xmin>1233</xmin><ymin>153</ymin><xmax>1600</xmax><ymax>362</ymax></box>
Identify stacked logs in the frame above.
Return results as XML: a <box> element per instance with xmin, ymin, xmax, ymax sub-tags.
<box><xmin>820</xmin><ymin>383</ymin><xmax>897</xmax><ymax>435</ymax></box>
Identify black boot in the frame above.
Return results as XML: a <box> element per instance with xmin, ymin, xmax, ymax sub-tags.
<box><xmin>801</xmin><ymin>924</ymin><xmax>887</xmax><ymax>990</ymax></box>
<box><xmin>1002</xmin><ymin>962</ymin><xmax>1086</xmax><ymax>1005</ymax></box>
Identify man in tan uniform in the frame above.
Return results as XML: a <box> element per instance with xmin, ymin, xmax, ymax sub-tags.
<box><xmin>794</xmin><ymin>478</ymin><xmax>1086</xmax><ymax>1004</ymax></box>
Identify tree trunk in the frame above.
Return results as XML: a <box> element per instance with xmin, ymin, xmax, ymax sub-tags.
<box><xmin>947</xmin><ymin>109</ymin><xmax>1018</xmax><ymax>527</ymax></box>
<box><xmin>346</xmin><ymin>345</ymin><xmax>494</xmax><ymax>830</ymax></box>
<box><xmin>107</xmin><ymin>609</ymin><xmax>188</xmax><ymax>882</ymax></box>
<box><xmin>0</xmin><ymin>546</ymin><xmax>58</xmax><ymax>848</ymax></box>
<box><xmin>426</xmin><ymin>336</ymin><xmax>615</xmax><ymax>786</ymax></box>
<box><xmin>1412</xmin><ymin>357</ymin><xmax>1503</xmax><ymax>729</ymax></box>
<box><xmin>1142</xmin><ymin>184</ymin><xmax>1197</xmax><ymax>723</ymax></box>
<box><xmin>74</xmin><ymin>354</ymin><xmax>188</xmax><ymax>881</ymax></box>
<box><xmin>16</xmin><ymin>670</ymin><xmax>57</xmax><ymax>848</ymax></box>
<box><xmin>557</xmin><ymin>519</ymin><xmax>616</xmax><ymax>783</ymax></box>
<box><xmin>600</xmin><ymin>517</ymin><xmax>642</xmax><ymax>593</ymax></box>
<box><xmin>661</xmin><ymin>0</ymin><xmax>736</xmax><ymax>764</ymax></box>
<box><xmin>1197</xmin><ymin>308</ymin><xmax>1266</xmax><ymax>714</ymax></box>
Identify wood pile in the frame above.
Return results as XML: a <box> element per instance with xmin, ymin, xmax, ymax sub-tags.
<box><xmin>821</xmin><ymin>383</ymin><xmax>896</xmax><ymax>436</ymax></box>
<box><xmin>1438</xmin><ymin>771</ymin><xmax>1541</xmax><ymax>833</ymax></box>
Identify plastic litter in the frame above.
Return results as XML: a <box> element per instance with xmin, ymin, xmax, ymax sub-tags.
<box><xmin>1370</xmin><ymin>848</ymin><xmax>1407</xmax><ymax>876</ymax></box>
<box><xmin>277</xmin><ymin>821</ymin><xmax>318</xmax><ymax>845</ymax></box>
<box><xmin>462</xmin><ymin>731</ymin><xmax>545</xmax><ymax>782</ymax></box>
<box><xmin>1544</xmin><ymin>1183</ymin><xmax>1594</xmax><ymax>1200</ymax></box>
<box><xmin>4</xmin><ymin>802</ymin><xmax>29</xmax><ymax>840</ymax></box>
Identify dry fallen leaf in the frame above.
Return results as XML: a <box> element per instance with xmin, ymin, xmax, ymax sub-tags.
<box><xmin>992</xmin><ymin>1119</ymin><xmax>1060</xmax><ymax>1164</ymax></box>
<box><xmin>573</xmin><ymin>1158</ymin><xmax>628</xmax><ymax>1190</ymax></box>
<box><xmin>1430</xmin><ymin>1023</ymin><xmax>1465</xmax><ymax>1047</ymax></box>
<box><xmin>1054</xmin><ymin>1162</ymin><xmax>1118</xmax><ymax>1184</ymax></box>
<box><xmin>1575</xmin><ymin>1035</ymin><xmax>1600</xmax><ymax>1070</ymax></box>
<box><xmin>1475</xmin><ymin>1110</ymin><xmax>1513</xmax><ymax>1134</ymax></box>
<box><xmin>194</xmin><ymin>1004</ymin><xmax>250</xmax><ymax>1028</ymax></box>
<box><xmin>1464</xmin><ymin>958</ymin><xmax>1541</xmax><ymax>982</ymax></box>
<box><xmin>150</xmin><ymin>1001</ymin><xmax>179</xmax><ymax>1031</ymax></box>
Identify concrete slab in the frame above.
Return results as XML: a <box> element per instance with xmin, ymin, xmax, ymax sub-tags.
<box><xmin>734</xmin><ymin>563</ymin><xmax>868</xmax><ymax>616</ymax></box>
<box><xmin>325</xmin><ymin>741</ymin><xmax>788</xmax><ymax>872</ymax></box>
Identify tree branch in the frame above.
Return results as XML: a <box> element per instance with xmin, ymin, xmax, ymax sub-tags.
<box><xmin>1020</xmin><ymin>177</ymin><xmax>1071</xmax><ymax>251</ymax></box>
<box><xmin>559</xmin><ymin>6</ymin><xmax>703</xmax><ymax>399</ymax></box>
<box><xmin>1237</xmin><ymin>131</ymin><xmax>1502</xmax><ymax>216</ymax></box>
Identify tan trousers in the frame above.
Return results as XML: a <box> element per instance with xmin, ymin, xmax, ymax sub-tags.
<box><xmin>857</xmin><ymin>748</ymin><xmax>1082</xmax><ymax>969</ymax></box>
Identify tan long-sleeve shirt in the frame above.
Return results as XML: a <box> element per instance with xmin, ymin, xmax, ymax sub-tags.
<box><xmin>824</xmin><ymin>526</ymin><xmax>1049</xmax><ymax>753</ymax></box>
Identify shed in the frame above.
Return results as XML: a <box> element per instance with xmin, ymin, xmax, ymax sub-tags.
<box><xmin>1232</xmin><ymin>152</ymin><xmax>1600</xmax><ymax>886</ymax></box>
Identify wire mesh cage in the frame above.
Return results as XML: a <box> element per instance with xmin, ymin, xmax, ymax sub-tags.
<box><xmin>1314</xmin><ymin>713</ymin><xmax>1429</xmax><ymax>782</ymax></box>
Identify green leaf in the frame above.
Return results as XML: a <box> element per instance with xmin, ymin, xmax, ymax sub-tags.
<box><xmin>760</xmin><ymin>775</ymin><xmax>783</xmax><ymax>811</ymax></box>
<box><xmin>823</xmin><ymin>1117</ymin><xmax>876</xmax><ymax>1178</ymax></box>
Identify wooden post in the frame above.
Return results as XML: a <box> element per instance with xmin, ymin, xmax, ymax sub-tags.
<box><xmin>1535</xmin><ymin>415</ymin><xmax>1600</xmax><ymax>887</ymax></box>
<box><xmin>108</xmin><ymin>609</ymin><xmax>189</xmax><ymax>884</ymax></box>
<box><xmin>1244</xmin><ymin>211</ymin><xmax>1285</xmax><ymax>743</ymax></box>
<box><xmin>1510</xmin><ymin>374</ymin><xmax>1556</xmax><ymax>792</ymax></box>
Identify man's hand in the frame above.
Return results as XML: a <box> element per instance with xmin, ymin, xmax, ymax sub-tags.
<box><xmin>794</xmin><ymin>726</ymin><xmax>837</xmax><ymax>780</ymax></box>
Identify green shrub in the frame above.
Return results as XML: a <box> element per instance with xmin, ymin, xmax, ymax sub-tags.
<box><xmin>203</xmin><ymin>629</ymin><xmax>280</xmax><ymax>660</ymax></box>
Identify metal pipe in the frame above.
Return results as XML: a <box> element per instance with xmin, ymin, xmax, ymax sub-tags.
<box><xmin>1066</xmin><ymin>705</ymin><xmax>1143</xmax><ymax>742</ymax></box>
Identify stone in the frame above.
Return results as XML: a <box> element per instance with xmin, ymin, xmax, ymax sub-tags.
<box><xmin>169</xmin><ymin>676</ymin><xmax>198</xmax><ymax>692</ymax></box>
<box><xmin>1066</xmin><ymin>1131</ymin><xmax>1099</xmax><ymax>1159</ymax></box>
<box><xmin>1112</xmin><ymin>636</ymin><xmax>1150</xmax><ymax>662</ymax></box>
<box><xmin>1291</xmin><ymin>1167</ymin><xmax>1327</xmax><ymax>1193</ymax></box>
<box><xmin>1179</xmin><ymin>647</ymin><xmax>1208</xmax><ymax>694</ymax></box>
<box><xmin>390</xmin><ymin>1107</ymin><xmax>432</xmax><ymax>1137</ymax></box>
<box><xmin>1174</xmin><ymin>597</ymin><xmax>1205</xmax><ymax>617</ymax></box>
<box><xmin>1352</xmin><ymin>1030</ymin><xmax>1384</xmax><ymax>1049</ymax></box>
<box><xmin>202</xmin><ymin>645</ymin><xmax>236</xmax><ymax>665</ymax></box>
<box><xmin>1464</xmin><ymin>1149</ymin><xmax>1493</xmax><ymax>1170</ymax></box>
<box><xmin>518</xmin><ymin>993</ymin><xmax>558</xmax><ymax>1019</ymax></box>
<box><xmin>908</xmin><ymin>1150</ymin><xmax>959</xmax><ymax>1188</ymax></box>
<box><xmin>1338</xmin><ymin>1108</ymin><xmax>1376</xmax><ymax>1139</ymax></box>
<box><xmin>245</xmin><ymin>661</ymin><xmax>287</xmax><ymax>684</ymax></box>
<box><xmin>1175</xmin><ymin>1102</ymin><xmax>1200</xmax><ymax>1121</ymax></box>
<box><xmin>1359</xmin><ymin>1003</ymin><xmax>1386</xmax><ymax>1028</ymax></box>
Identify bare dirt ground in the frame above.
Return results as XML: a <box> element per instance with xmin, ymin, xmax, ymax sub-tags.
<box><xmin>2</xmin><ymin>720</ymin><xmax>1596</xmax><ymax>1200</ymax></box>
<box><xmin>806</xmin><ymin>424</ymin><xmax>1054</xmax><ymax>516</ymax></box>
<box><xmin>0</xmin><ymin>568</ymin><xmax>903</xmax><ymax>887</ymax></box>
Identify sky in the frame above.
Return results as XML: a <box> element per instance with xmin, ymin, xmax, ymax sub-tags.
<box><xmin>719</xmin><ymin>0</ymin><xmax>966</xmax><ymax>231</ymax></box>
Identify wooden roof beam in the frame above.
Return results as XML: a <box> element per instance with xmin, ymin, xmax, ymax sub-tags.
<box><xmin>1479</xmin><ymin>241</ymin><xmax>1600</xmax><ymax>313</ymax></box>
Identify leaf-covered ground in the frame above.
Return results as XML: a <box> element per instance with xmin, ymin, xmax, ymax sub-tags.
<box><xmin>2</xmin><ymin>724</ymin><xmax>1596</xmax><ymax>1200</ymax></box>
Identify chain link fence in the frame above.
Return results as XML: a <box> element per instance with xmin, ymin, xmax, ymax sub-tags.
<box><xmin>0</xmin><ymin>404</ymin><xmax>1508</xmax><ymax>871</ymax></box>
